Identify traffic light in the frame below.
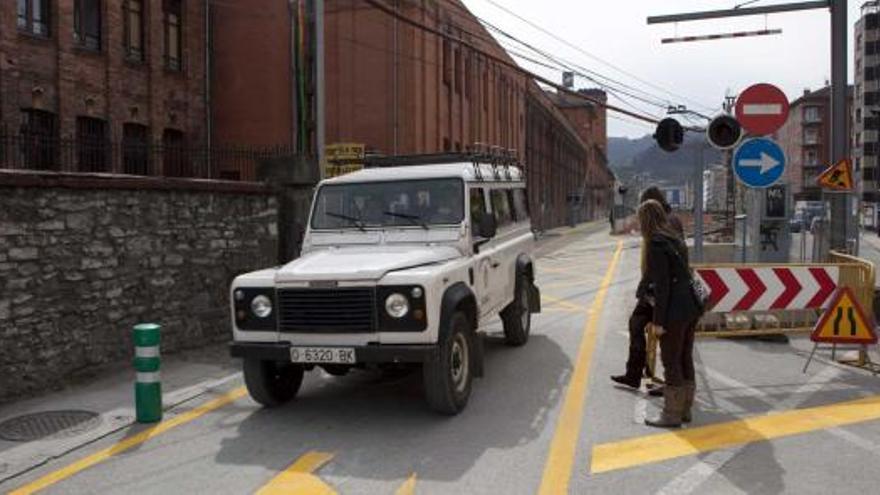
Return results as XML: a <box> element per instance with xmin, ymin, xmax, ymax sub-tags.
<box><xmin>707</xmin><ymin>114</ymin><xmax>742</xmax><ymax>150</ymax></box>
<box><xmin>654</xmin><ymin>118</ymin><xmax>684</xmax><ymax>152</ymax></box>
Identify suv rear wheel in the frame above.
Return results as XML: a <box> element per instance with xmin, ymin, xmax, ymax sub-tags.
<box><xmin>243</xmin><ymin>358</ymin><xmax>304</xmax><ymax>407</ymax></box>
<box><xmin>423</xmin><ymin>311</ymin><xmax>473</xmax><ymax>415</ymax></box>
<box><xmin>502</xmin><ymin>274</ymin><xmax>532</xmax><ymax>346</ymax></box>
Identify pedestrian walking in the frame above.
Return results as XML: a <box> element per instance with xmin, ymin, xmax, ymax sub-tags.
<box><xmin>611</xmin><ymin>187</ymin><xmax>683</xmax><ymax>391</ymax></box>
<box><xmin>638</xmin><ymin>199</ymin><xmax>701</xmax><ymax>428</ymax></box>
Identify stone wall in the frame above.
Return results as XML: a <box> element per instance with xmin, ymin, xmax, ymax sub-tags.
<box><xmin>0</xmin><ymin>172</ymin><xmax>277</xmax><ymax>401</ymax></box>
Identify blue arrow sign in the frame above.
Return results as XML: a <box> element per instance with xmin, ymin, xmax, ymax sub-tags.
<box><xmin>732</xmin><ymin>137</ymin><xmax>786</xmax><ymax>188</ymax></box>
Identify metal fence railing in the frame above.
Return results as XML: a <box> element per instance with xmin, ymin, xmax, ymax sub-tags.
<box><xmin>0</xmin><ymin>130</ymin><xmax>294</xmax><ymax>182</ymax></box>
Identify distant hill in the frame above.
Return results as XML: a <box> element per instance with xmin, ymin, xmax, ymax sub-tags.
<box><xmin>609</xmin><ymin>133</ymin><xmax>722</xmax><ymax>183</ymax></box>
<box><xmin>608</xmin><ymin>135</ymin><xmax>654</xmax><ymax>169</ymax></box>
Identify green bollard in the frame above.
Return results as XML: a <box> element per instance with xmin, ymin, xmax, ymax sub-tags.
<box><xmin>133</xmin><ymin>323</ymin><xmax>162</xmax><ymax>423</ymax></box>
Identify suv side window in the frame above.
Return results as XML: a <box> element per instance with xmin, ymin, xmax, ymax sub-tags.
<box><xmin>470</xmin><ymin>187</ymin><xmax>487</xmax><ymax>234</ymax></box>
<box><xmin>512</xmin><ymin>188</ymin><xmax>529</xmax><ymax>222</ymax></box>
<box><xmin>490</xmin><ymin>188</ymin><xmax>513</xmax><ymax>227</ymax></box>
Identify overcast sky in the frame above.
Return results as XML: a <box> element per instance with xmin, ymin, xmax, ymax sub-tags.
<box><xmin>461</xmin><ymin>0</ymin><xmax>864</xmax><ymax>138</ymax></box>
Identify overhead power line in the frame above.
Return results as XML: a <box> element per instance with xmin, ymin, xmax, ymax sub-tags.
<box><xmin>361</xmin><ymin>0</ymin><xmax>663</xmax><ymax>126</ymax></box>
<box><xmin>477</xmin><ymin>0</ymin><xmax>716</xmax><ymax>113</ymax></box>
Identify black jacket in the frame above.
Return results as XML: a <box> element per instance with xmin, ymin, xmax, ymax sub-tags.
<box><xmin>644</xmin><ymin>234</ymin><xmax>700</xmax><ymax>327</ymax></box>
<box><xmin>636</xmin><ymin>213</ymin><xmax>685</xmax><ymax>301</ymax></box>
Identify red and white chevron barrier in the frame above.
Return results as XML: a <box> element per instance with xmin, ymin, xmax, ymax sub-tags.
<box><xmin>695</xmin><ymin>267</ymin><xmax>838</xmax><ymax>313</ymax></box>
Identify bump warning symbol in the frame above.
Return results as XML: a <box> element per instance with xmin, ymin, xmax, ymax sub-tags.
<box><xmin>817</xmin><ymin>159</ymin><xmax>854</xmax><ymax>191</ymax></box>
<box><xmin>811</xmin><ymin>288</ymin><xmax>877</xmax><ymax>344</ymax></box>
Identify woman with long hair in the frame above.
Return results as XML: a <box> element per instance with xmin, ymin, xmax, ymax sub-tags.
<box><xmin>611</xmin><ymin>187</ymin><xmax>683</xmax><ymax>391</ymax></box>
<box><xmin>638</xmin><ymin>199</ymin><xmax>701</xmax><ymax>428</ymax></box>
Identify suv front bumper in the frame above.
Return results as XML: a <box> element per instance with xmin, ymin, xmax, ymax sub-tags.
<box><xmin>229</xmin><ymin>342</ymin><xmax>437</xmax><ymax>364</ymax></box>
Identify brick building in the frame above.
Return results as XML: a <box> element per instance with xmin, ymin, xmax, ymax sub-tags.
<box><xmin>1</xmin><ymin>1</ymin><xmax>208</xmax><ymax>176</ymax></box>
<box><xmin>324</xmin><ymin>0</ymin><xmax>614</xmax><ymax>228</ymax></box>
<box><xmin>855</xmin><ymin>1</ymin><xmax>880</xmax><ymax>219</ymax></box>
<box><xmin>209</xmin><ymin>0</ymin><xmax>297</xmax><ymax>150</ymax></box>
<box><xmin>776</xmin><ymin>86</ymin><xmax>852</xmax><ymax>201</ymax></box>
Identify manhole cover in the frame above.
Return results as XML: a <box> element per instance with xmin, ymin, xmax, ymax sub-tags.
<box><xmin>0</xmin><ymin>410</ymin><xmax>101</xmax><ymax>442</ymax></box>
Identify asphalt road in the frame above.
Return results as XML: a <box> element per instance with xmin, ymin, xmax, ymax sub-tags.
<box><xmin>3</xmin><ymin>227</ymin><xmax>880</xmax><ymax>495</ymax></box>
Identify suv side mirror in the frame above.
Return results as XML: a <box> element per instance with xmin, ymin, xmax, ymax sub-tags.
<box><xmin>474</xmin><ymin>213</ymin><xmax>497</xmax><ymax>241</ymax></box>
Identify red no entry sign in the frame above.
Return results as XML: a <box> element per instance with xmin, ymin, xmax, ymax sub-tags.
<box><xmin>735</xmin><ymin>83</ymin><xmax>790</xmax><ymax>136</ymax></box>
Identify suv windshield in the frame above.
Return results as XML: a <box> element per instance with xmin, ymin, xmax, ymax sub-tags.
<box><xmin>311</xmin><ymin>178</ymin><xmax>465</xmax><ymax>230</ymax></box>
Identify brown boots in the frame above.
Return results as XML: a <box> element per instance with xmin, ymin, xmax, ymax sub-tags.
<box><xmin>645</xmin><ymin>385</ymin><xmax>686</xmax><ymax>428</ymax></box>
<box><xmin>682</xmin><ymin>381</ymin><xmax>696</xmax><ymax>423</ymax></box>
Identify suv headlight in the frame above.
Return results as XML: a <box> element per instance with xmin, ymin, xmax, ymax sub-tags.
<box><xmin>385</xmin><ymin>293</ymin><xmax>410</xmax><ymax>318</ymax></box>
<box><xmin>250</xmin><ymin>294</ymin><xmax>273</xmax><ymax>318</ymax></box>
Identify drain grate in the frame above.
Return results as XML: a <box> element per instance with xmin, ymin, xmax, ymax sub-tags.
<box><xmin>0</xmin><ymin>410</ymin><xmax>102</xmax><ymax>442</ymax></box>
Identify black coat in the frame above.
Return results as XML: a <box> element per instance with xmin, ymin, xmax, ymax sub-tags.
<box><xmin>644</xmin><ymin>234</ymin><xmax>700</xmax><ymax>327</ymax></box>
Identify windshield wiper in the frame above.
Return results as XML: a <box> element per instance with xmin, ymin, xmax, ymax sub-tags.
<box><xmin>325</xmin><ymin>211</ymin><xmax>366</xmax><ymax>232</ymax></box>
<box><xmin>383</xmin><ymin>211</ymin><xmax>429</xmax><ymax>230</ymax></box>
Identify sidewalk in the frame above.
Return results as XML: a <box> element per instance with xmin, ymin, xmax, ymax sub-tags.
<box><xmin>0</xmin><ymin>343</ymin><xmax>241</xmax><ymax>485</ymax></box>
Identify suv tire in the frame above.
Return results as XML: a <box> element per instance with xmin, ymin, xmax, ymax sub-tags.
<box><xmin>243</xmin><ymin>358</ymin><xmax>304</xmax><ymax>407</ymax></box>
<box><xmin>502</xmin><ymin>274</ymin><xmax>532</xmax><ymax>346</ymax></box>
<box><xmin>423</xmin><ymin>311</ymin><xmax>473</xmax><ymax>415</ymax></box>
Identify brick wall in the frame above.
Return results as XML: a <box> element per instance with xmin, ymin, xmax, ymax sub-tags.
<box><xmin>0</xmin><ymin>173</ymin><xmax>277</xmax><ymax>401</ymax></box>
<box><xmin>0</xmin><ymin>1</ymin><xmax>207</xmax><ymax>155</ymax></box>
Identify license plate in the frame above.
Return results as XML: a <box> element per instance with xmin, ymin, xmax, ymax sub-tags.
<box><xmin>290</xmin><ymin>347</ymin><xmax>356</xmax><ymax>364</ymax></box>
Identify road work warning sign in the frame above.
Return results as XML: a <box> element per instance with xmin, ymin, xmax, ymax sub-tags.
<box><xmin>811</xmin><ymin>288</ymin><xmax>877</xmax><ymax>344</ymax></box>
<box><xmin>817</xmin><ymin>158</ymin><xmax>853</xmax><ymax>191</ymax></box>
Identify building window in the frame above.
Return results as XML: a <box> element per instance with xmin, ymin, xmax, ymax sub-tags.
<box><xmin>866</xmin><ymin>142</ymin><xmax>878</xmax><ymax>157</ymax></box>
<box><xmin>454</xmin><ymin>47</ymin><xmax>462</xmax><ymax>94</ymax></box>
<box><xmin>805</xmin><ymin>149</ymin><xmax>818</xmax><ymax>166</ymax></box>
<box><xmin>164</xmin><ymin>0</ymin><xmax>182</xmax><ymax>71</ymax></box>
<box><xmin>803</xmin><ymin>128</ymin><xmax>819</xmax><ymax>145</ymax></box>
<box><xmin>19</xmin><ymin>109</ymin><xmax>58</xmax><ymax>170</ymax></box>
<box><xmin>76</xmin><ymin>116</ymin><xmax>109</xmax><ymax>172</ymax></box>
<box><xmin>867</xmin><ymin>66</ymin><xmax>877</xmax><ymax>82</ymax></box>
<box><xmin>442</xmin><ymin>38</ymin><xmax>451</xmax><ymax>86</ymax></box>
<box><xmin>17</xmin><ymin>0</ymin><xmax>50</xmax><ymax>37</ymax></box>
<box><xmin>804</xmin><ymin>106</ymin><xmax>820</xmax><ymax>123</ymax></box>
<box><xmin>74</xmin><ymin>0</ymin><xmax>102</xmax><ymax>51</ymax></box>
<box><xmin>162</xmin><ymin>128</ymin><xmax>190</xmax><ymax>176</ymax></box>
<box><xmin>124</xmin><ymin>0</ymin><xmax>144</xmax><ymax>62</ymax></box>
<box><xmin>865</xmin><ymin>167</ymin><xmax>876</xmax><ymax>181</ymax></box>
<box><xmin>867</xmin><ymin>92</ymin><xmax>880</xmax><ymax>106</ymax></box>
<box><xmin>866</xmin><ymin>116</ymin><xmax>880</xmax><ymax>130</ymax></box>
<box><xmin>122</xmin><ymin>123</ymin><xmax>150</xmax><ymax>175</ymax></box>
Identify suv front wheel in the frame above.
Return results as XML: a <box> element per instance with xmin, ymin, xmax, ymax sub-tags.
<box><xmin>502</xmin><ymin>274</ymin><xmax>532</xmax><ymax>346</ymax></box>
<box><xmin>423</xmin><ymin>311</ymin><xmax>473</xmax><ymax>415</ymax></box>
<box><xmin>243</xmin><ymin>358</ymin><xmax>304</xmax><ymax>407</ymax></box>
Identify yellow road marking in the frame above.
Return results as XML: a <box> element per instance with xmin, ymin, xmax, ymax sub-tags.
<box><xmin>256</xmin><ymin>451</ymin><xmax>336</xmax><ymax>495</ymax></box>
<box><xmin>537</xmin><ymin>240</ymin><xmax>623</xmax><ymax>495</ymax></box>
<box><xmin>394</xmin><ymin>473</ymin><xmax>417</xmax><ymax>495</ymax></box>
<box><xmin>9</xmin><ymin>386</ymin><xmax>248</xmax><ymax>495</ymax></box>
<box><xmin>591</xmin><ymin>394</ymin><xmax>880</xmax><ymax>474</ymax></box>
<box><xmin>541</xmin><ymin>294</ymin><xmax>588</xmax><ymax>312</ymax></box>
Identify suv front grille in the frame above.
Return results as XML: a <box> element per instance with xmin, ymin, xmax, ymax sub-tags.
<box><xmin>277</xmin><ymin>288</ymin><xmax>377</xmax><ymax>333</ymax></box>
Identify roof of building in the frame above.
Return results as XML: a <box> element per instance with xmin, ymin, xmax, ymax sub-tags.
<box><xmin>789</xmin><ymin>85</ymin><xmax>853</xmax><ymax>108</ymax></box>
<box><xmin>323</xmin><ymin>163</ymin><xmax>525</xmax><ymax>185</ymax></box>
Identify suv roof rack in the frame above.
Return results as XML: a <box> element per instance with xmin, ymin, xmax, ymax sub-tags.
<box><xmin>363</xmin><ymin>146</ymin><xmax>522</xmax><ymax>182</ymax></box>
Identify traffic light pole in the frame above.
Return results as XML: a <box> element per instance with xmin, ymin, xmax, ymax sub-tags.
<box><xmin>829</xmin><ymin>0</ymin><xmax>851</xmax><ymax>254</ymax></box>
<box><xmin>648</xmin><ymin>1</ymin><xmax>851</xmax><ymax>256</ymax></box>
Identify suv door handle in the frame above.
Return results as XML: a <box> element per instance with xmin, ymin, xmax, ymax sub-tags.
<box><xmin>491</xmin><ymin>261</ymin><xmax>501</xmax><ymax>269</ymax></box>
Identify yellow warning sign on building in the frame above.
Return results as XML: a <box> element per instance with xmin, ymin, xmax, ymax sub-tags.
<box><xmin>811</xmin><ymin>288</ymin><xmax>877</xmax><ymax>344</ymax></box>
<box><xmin>817</xmin><ymin>158</ymin><xmax>853</xmax><ymax>191</ymax></box>
<box><xmin>324</xmin><ymin>143</ymin><xmax>366</xmax><ymax>178</ymax></box>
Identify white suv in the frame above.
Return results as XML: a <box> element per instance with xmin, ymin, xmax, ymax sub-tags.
<box><xmin>229</xmin><ymin>154</ymin><xmax>540</xmax><ymax>414</ymax></box>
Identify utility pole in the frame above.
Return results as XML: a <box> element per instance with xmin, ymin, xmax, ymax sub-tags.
<box><xmin>648</xmin><ymin>0</ymin><xmax>850</xmax><ymax>255</ymax></box>
<box><xmin>829</xmin><ymin>0</ymin><xmax>851</xmax><ymax>252</ymax></box>
<box><xmin>315</xmin><ymin>0</ymin><xmax>326</xmax><ymax>177</ymax></box>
